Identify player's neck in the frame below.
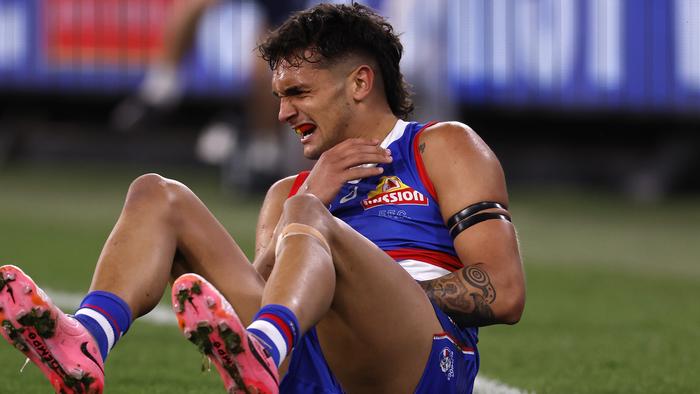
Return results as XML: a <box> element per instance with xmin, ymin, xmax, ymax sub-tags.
<box><xmin>354</xmin><ymin>111</ymin><xmax>399</xmax><ymax>143</ymax></box>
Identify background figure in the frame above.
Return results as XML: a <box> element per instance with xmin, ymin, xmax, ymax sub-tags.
<box><xmin>112</xmin><ymin>0</ymin><xmax>308</xmax><ymax>191</ymax></box>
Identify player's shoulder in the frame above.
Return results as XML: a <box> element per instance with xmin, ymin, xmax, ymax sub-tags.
<box><xmin>417</xmin><ymin>123</ymin><xmax>507</xmax><ymax>204</ymax></box>
<box><xmin>419</xmin><ymin>121</ymin><xmax>496</xmax><ymax>162</ymax></box>
<box><xmin>421</xmin><ymin>121</ymin><xmax>477</xmax><ymax>141</ymax></box>
<box><xmin>266</xmin><ymin>175</ymin><xmax>299</xmax><ymax>199</ymax></box>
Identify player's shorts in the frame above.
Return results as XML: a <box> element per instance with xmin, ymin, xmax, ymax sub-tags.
<box><xmin>414</xmin><ymin>302</ymin><xmax>480</xmax><ymax>393</ymax></box>
<box><xmin>280</xmin><ymin>301</ymin><xmax>480</xmax><ymax>393</ymax></box>
<box><xmin>279</xmin><ymin>327</ymin><xmax>343</xmax><ymax>393</ymax></box>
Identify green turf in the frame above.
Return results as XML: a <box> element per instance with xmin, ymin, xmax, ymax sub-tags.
<box><xmin>1</xmin><ymin>163</ymin><xmax>699</xmax><ymax>393</ymax></box>
<box><xmin>478</xmin><ymin>264</ymin><xmax>700</xmax><ymax>393</ymax></box>
<box><xmin>0</xmin><ymin>163</ymin><xmax>261</xmax><ymax>290</ymax></box>
<box><xmin>0</xmin><ymin>321</ymin><xmax>225</xmax><ymax>393</ymax></box>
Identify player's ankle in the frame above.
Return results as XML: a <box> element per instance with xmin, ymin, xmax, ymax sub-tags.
<box><xmin>74</xmin><ymin>290</ymin><xmax>132</xmax><ymax>361</ymax></box>
<box><xmin>246</xmin><ymin>304</ymin><xmax>300</xmax><ymax>367</ymax></box>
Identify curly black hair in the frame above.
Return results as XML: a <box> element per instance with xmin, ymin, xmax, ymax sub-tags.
<box><xmin>258</xmin><ymin>2</ymin><xmax>414</xmax><ymax>118</ymax></box>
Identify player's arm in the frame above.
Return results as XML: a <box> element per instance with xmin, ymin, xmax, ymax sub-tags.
<box><xmin>252</xmin><ymin>136</ymin><xmax>391</xmax><ymax>278</ymax></box>
<box><xmin>252</xmin><ymin>175</ymin><xmax>296</xmax><ymax>280</ymax></box>
<box><xmin>417</xmin><ymin>122</ymin><xmax>525</xmax><ymax>327</ymax></box>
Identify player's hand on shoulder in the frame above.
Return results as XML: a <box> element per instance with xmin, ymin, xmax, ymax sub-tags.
<box><xmin>302</xmin><ymin>138</ymin><xmax>392</xmax><ymax>205</ymax></box>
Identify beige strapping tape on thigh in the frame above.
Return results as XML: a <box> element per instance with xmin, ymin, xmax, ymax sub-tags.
<box><xmin>275</xmin><ymin>223</ymin><xmax>332</xmax><ymax>257</ymax></box>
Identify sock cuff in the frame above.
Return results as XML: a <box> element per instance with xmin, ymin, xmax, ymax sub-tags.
<box><xmin>78</xmin><ymin>290</ymin><xmax>133</xmax><ymax>336</ymax></box>
<box><xmin>253</xmin><ymin>304</ymin><xmax>300</xmax><ymax>348</ymax></box>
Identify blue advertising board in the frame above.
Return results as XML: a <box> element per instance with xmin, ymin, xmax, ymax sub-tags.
<box><xmin>0</xmin><ymin>0</ymin><xmax>698</xmax><ymax>114</ymax></box>
<box><xmin>0</xmin><ymin>0</ymin><xmax>258</xmax><ymax>96</ymax></box>
<box><xmin>447</xmin><ymin>0</ymin><xmax>700</xmax><ymax>113</ymax></box>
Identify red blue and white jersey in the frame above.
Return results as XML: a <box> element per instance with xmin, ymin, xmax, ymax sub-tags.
<box><xmin>290</xmin><ymin>120</ymin><xmax>461</xmax><ymax>281</ymax></box>
<box><xmin>283</xmin><ymin>120</ymin><xmax>480</xmax><ymax>393</ymax></box>
<box><xmin>280</xmin><ymin>120</ymin><xmax>479</xmax><ymax>393</ymax></box>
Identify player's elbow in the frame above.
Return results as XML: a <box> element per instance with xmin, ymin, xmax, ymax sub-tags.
<box><xmin>498</xmin><ymin>289</ymin><xmax>525</xmax><ymax>325</ymax></box>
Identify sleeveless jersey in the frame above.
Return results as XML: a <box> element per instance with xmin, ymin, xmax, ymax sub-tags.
<box><xmin>282</xmin><ymin>120</ymin><xmax>480</xmax><ymax>393</ymax></box>
<box><xmin>289</xmin><ymin>120</ymin><xmax>461</xmax><ymax>281</ymax></box>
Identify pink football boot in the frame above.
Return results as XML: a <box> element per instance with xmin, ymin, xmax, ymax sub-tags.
<box><xmin>0</xmin><ymin>265</ymin><xmax>104</xmax><ymax>393</ymax></box>
<box><xmin>172</xmin><ymin>273</ymin><xmax>279</xmax><ymax>394</ymax></box>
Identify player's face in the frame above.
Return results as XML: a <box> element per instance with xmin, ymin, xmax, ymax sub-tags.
<box><xmin>272</xmin><ymin>58</ymin><xmax>354</xmax><ymax>160</ymax></box>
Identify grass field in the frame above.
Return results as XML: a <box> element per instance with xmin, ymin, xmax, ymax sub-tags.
<box><xmin>1</xmin><ymin>162</ymin><xmax>699</xmax><ymax>393</ymax></box>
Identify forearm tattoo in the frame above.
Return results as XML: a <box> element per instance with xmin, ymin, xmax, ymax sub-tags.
<box><xmin>420</xmin><ymin>263</ymin><xmax>496</xmax><ymax>327</ymax></box>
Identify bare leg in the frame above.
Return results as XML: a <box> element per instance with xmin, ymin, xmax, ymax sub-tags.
<box><xmin>159</xmin><ymin>0</ymin><xmax>218</xmax><ymax>66</ymax></box>
<box><xmin>249</xmin><ymin>48</ymin><xmax>281</xmax><ymax>138</ymax></box>
<box><xmin>111</xmin><ymin>0</ymin><xmax>217</xmax><ymax>131</ymax></box>
<box><xmin>264</xmin><ymin>220</ymin><xmax>335</xmax><ymax>332</ymax></box>
<box><xmin>89</xmin><ymin>173</ymin><xmax>264</xmax><ymax>325</ymax></box>
<box><xmin>265</xmin><ymin>194</ymin><xmax>442</xmax><ymax>393</ymax></box>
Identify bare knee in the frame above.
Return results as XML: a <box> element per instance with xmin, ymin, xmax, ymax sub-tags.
<box><xmin>125</xmin><ymin>173</ymin><xmax>190</xmax><ymax>220</ymax></box>
<box><xmin>281</xmin><ymin>194</ymin><xmax>335</xmax><ymax>236</ymax></box>
<box><xmin>127</xmin><ymin>173</ymin><xmax>176</xmax><ymax>203</ymax></box>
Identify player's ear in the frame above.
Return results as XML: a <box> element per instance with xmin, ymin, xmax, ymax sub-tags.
<box><xmin>350</xmin><ymin>64</ymin><xmax>374</xmax><ymax>101</ymax></box>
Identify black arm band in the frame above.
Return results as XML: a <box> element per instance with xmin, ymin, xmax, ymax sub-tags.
<box><xmin>449</xmin><ymin>212</ymin><xmax>512</xmax><ymax>239</ymax></box>
<box><xmin>446</xmin><ymin>201</ymin><xmax>508</xmax><ymax>229</ymax></box>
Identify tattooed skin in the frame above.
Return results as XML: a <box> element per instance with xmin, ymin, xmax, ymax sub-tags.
<box><xmin>418</xmin><ymin>142</ymin><xmax>426</xmax><ymax>154</ymax></box>
<box><xmin>419</xmin><ymin>263</ymin><xmax>496</xmax><ymax>327</ymax></box>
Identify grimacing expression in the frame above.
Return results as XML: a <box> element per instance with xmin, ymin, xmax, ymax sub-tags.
<box><xmin>273</xmin><ymin>59</ymin><xmax>356</xmax><ymax>160</ymax></box>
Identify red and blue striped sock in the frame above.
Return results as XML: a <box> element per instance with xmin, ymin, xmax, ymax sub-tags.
<box><xmin>246</xmin><ymin>304</ymin><xmax>299</xmax><ymax>367</ymax></box>
<box><xmin>73</xmin><ymin>291</ymin><xmax>132</xmax><ymax>361</ymax></box>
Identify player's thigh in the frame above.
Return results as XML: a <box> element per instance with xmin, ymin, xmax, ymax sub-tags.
<box><xmin>168</xmin><ymin>181</ymin><xmax>265</xmax><ymax>326</ymax></box>
<box><xmin>317</xmin><ymin>218</ymin><xmax>442</xmax><ymax>386</ymax></box>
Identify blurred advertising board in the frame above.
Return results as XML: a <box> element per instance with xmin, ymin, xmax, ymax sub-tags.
<box><xmin>0</xmin><ymin>0</ymin><xmax>698</xmax><ymax>114</ymax></box>
<box><xmin>0</xmin><ymin>0</ymin><xmax>258</xmax><ymax>95</ymax></box>
<box><xmin>447</xmin><ymin>0</ymin><xmax>700</xmax><ymax>114</ymax></box>
<box><xmin>44</xmin><ymin>0</ymin><xmax>169</xmax><ymax>67</ymax></box>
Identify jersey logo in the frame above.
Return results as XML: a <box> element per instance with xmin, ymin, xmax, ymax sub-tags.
<box><xmin>439</xmin><ymin>347</ymin><xmax>455</xmax><ymax>381</ymax></box>
<box><xmin>361</xmin><ymin>176</ymin><xmax>428</xmax><ymax>210</ymax></box>
<box><xmin>339</xmin><ymin>186</ymin><xmax>358</xmax><ymax>204</ymax></box>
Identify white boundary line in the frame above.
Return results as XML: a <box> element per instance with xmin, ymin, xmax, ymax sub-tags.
<box><xmin>47</xmin><ymin>288</ymin><xmax>531</xmax><ymax>394</ymax></box>
<box><xmin>474</xmin><ymin>376</ymin><xmax>532</xmax><ymax>394</ymax></box>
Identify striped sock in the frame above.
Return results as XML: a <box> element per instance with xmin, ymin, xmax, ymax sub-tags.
<box><xmin>246</xmin><ymin>304</ymin><xmax>299</xmax><ymax>367</ymax></box>
<box><xmin>73</xmin><ymin>291</ymin><xmax>132</xmax><ymax>361</ymax></box>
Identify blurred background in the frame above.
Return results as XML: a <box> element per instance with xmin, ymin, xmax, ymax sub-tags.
<box><xmin>1</xmin><ymin>0</ymin><xmax>699</xmax><ymax>393</ymax></box>
<box><xmin>1</xmin><ymin>0</ymin><xmax>698</xmax><ymax>198</ymax></box>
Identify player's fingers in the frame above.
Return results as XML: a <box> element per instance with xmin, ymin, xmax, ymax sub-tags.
<box><xmin>337</xmin><ymin>145</ymin><xmax>391</xmax><ymax>163</ymax></box>
<box><xmin>339</xmin><ymin>151</ymin><xmax>393</xmax><ymax>169</ymax></box>
<box><xmin>344</xmin><ymin>165</ymin><xmax>385</xmax><ymax>181</ymax></box>
<box><xmin>357</xmin><ymin>144</ymin><xmax>391</xmax><ymax>156</ymax></box>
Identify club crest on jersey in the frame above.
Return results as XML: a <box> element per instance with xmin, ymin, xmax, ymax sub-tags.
<box><xmin>439</xmin><ymin>347</ymin><xmax>455</xmax><ymax>381</ymax></box>
<box><xmin>360</xmin><ymin>176</ymin><xmax>428</xmax><ymax>210</ymax></box>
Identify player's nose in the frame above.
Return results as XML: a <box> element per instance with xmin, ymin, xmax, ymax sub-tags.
<box><xmin>278</xmin><ymin>97</ymin><xmax>297</xmax><ymax>124</ymax></box>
